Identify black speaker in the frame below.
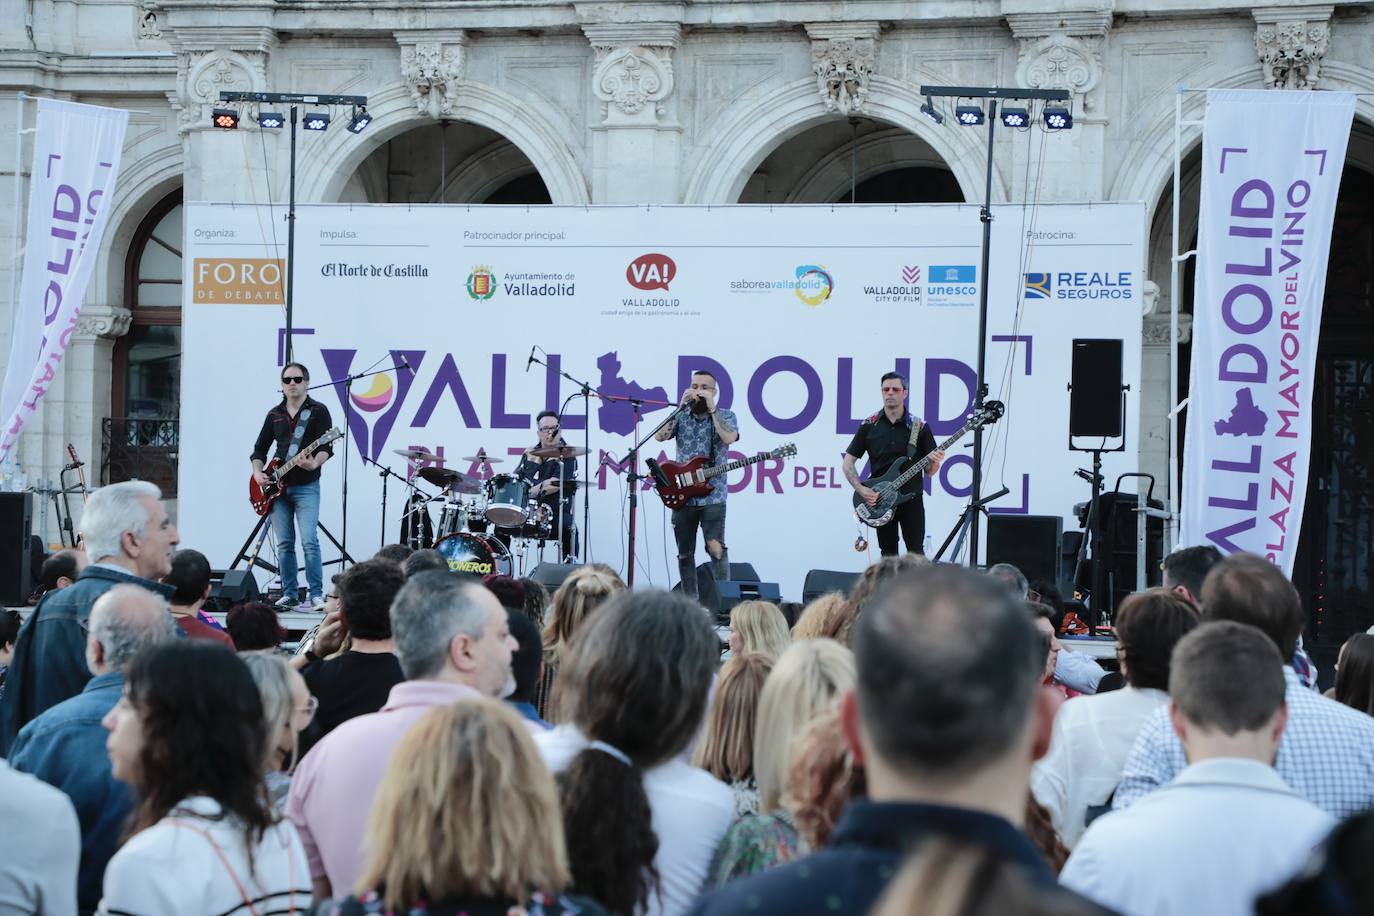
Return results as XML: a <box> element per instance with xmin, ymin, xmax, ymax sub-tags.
<box><xmin>1098</xmin><ymin>492</ymin><xmax>1165</xmax><ymax>609</ymax></box>
<box><xmin>0</xmin><ymin>492</ymin><xmax>33</xmax><ymax>605</ymax></box>
<box><xmin>718</xmin><ymin>580</ymin><xmax>782</xmax><ymax>617</ymax></box>
<box><xmin>208</xmin><ymin>569</ymin><xmax>261</xmax><ymax>609</ymax></box>
<box><xmin>1070</xmin><ymin>339</ymin><xmax>1124</xmax><ymax>437</ymax></box>
<box><xmin>802</xmin><ymin>568</ymin><xmax>860</xmax><ymax>605</ymax></box>
<box><xmin>987</xmin><ymin>515</ymin><xmax>1063</xmax><ymax>594</ymax></box>
<box><xmin>529</xmin><ymin>563</ymin><xmax>584</xmax><ymax>591</ymax></box>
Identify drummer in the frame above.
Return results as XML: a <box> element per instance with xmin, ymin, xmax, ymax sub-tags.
<box><xmin>515</xmin><ymin>411</ymin><xmax>578</xmax><ymax>560</ymax></box>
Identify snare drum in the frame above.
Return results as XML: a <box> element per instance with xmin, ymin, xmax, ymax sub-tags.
<box><xmin>434</xmin><ymin>531</ymin><xmax>510</xmax><ymax>576</ymax></box>
<box><xmin>486</xmin><ymin>474</ymin><xmax>530</xmax><ymax>527</ymax></box>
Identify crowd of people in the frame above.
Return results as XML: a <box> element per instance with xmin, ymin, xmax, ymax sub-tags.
<box><xmin>2</xmin><ymin>480</ymin><xmax>1374</xmax><ymax>915</ymax></box>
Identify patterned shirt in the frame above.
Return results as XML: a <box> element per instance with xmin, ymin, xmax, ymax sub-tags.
<box><xmin>672</xmin><ymin>409</ymin><xmax>739</xmax><ymax>507</ymax></box>
<box><xmin>1113</xmin><ymin>666</ymin><xmax>1374</xmax><ymax>818</ymax></box>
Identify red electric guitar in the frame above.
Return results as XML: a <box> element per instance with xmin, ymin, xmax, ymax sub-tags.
<box><xmin>647</xmin><ymin>443</ymin><xmax>797</xmax><ymax>510</ymax></box>
<box><xmin>248</xmin><ymin>427</ymin><xmax>342</xmax><ymax>516</ymax></box>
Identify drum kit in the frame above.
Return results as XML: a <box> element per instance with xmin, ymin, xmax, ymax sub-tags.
<box><xmin>393</xmin><ymin>445</ymin><xmax>587</xmax><ymax>577</ymax></box>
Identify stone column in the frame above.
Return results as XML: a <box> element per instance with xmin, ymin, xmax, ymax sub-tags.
<box><xmin>1140</xmin><ymin>281</ymin><xmax>1192</xmax><ymax>516</ymax></box>
<box><xmin>583</xmin><ymin>23</ymin><xmax>681</xmax><ymax>204</ymax></box>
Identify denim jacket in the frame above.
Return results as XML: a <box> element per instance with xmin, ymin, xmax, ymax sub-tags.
<box><xmin>0</xmin><ymin>564</ymin><xmax>173</xmax><ymax>754</ymax></box>
<box><xmin>8</xmin><ymin>671</ymin><xmax>133</xmax><ymax>915</ymax></box>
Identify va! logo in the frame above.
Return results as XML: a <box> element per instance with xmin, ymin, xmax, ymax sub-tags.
<box><xmin>627</xmin><ymin>253</ymin><xmax>676</xmax><ymax>291</ymax></box>
<box><xmin>467</xmin><ymin>266</ymin><xmax>496</xmax><ymax>300</ymax></box>
<box><xmin>1024</xmin><ymin>273</ymin><xmax>1052</xmax><ymax>299</ymax></box>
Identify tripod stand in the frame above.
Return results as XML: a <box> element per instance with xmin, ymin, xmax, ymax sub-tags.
<box><xmin>934</xmin><ymin>485</ymin><xmax>1010</xmax><ymax>563</ymax></box>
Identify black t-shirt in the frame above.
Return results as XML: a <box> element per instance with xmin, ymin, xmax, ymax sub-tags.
<box><xmin>845</xmin><ymin>410</ymin><xmax>937</xmax><ymax>493</ymax></box>
<box><xmin>250</xmin><ymin>396</ymin><xmax>335</xmax><ymax>487</ymax></box>
<box><xmin>301</xmin><ymin>650</ymin><xmax>404</xmax><ymax>741</ymax></box>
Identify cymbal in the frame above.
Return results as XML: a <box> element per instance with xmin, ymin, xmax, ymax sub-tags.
<box><xmin>529</xmin><ymin>445</ymin><xmax>590</xmax><ymax>459</ymax></box>
<box><xmin>460</xmin><ymin>453</ymin><xmax>504</xmax><ymax>464</ymax></box>
<box><xmin>393</xmin><ymin>447</ymin><xmax>437</xmax><ymax>461</ymax></box>
<box><xmin>416</xmin><ymin>466</ymin><xmax>482</xmax><ymax>494</ymax></box>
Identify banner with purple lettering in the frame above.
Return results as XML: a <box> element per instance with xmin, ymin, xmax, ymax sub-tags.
<box><xmin>1182</xmin><ymin>89</ymin><xmax>1354</xmax><ymax>573</ymax></box>
<box><xmin>181</xmin><ymin>202</ymin><xmax>1144</xmax><ymax>596</ymax></box>
<box><xmin>0</xmin><ymin>99</ymin><xmax>128</xmax><ymax>460</ymax></box>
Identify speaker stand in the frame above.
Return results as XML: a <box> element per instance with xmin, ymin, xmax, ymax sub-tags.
<box><xmin>934</xmin><ymin>485</ymin><xmax>1010</xmax><ymax>565</ymax></box>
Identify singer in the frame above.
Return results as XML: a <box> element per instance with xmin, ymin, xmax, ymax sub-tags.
<box><xmin>250</xmin><ymin>362</ymin><xmax>334</xmax><ymax>609</ymax></box>
<box><xmin>654</xmin><ymin>369</ymin><xmax>739</xmax><ymax>602</ymax></box>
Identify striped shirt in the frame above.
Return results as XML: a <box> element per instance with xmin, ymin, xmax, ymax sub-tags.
<box><xmin>1113</xmin><ymin>666</ymin><xmax>1374</xmax><ymax>819</ymax></box>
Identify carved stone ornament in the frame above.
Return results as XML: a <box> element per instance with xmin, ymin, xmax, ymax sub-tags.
<box><xmin>74</xmin><ymin>305</ymin><xmax>133</xmax><ymax>340</ymax></box>
<box><xmin>591</xmin><ymin>45</ymin><xmax>675</xmax><ymax>120</ymax></box>
<box><xmin>138</xmin><ymin>4</ymin><xmax>161</xmax><ymax>41</ymax></box>
<box><xmin>175</xmin><ymin>47</ymin><xmax>267</xmax><ymax>131</ymax></box>
<box><xmin>1143</xmin><ymin>315</ymin><xmax>1193</xmax><ymax>346</ymax></box>
<box><xmin>805</xmin><ymin>24</ymin><xmax>879</xmax><ymax>117</ymax></box>
<box><xmin>397</xmin><ymin>33</ymin><xmax>467</xmax><ymax>120</ymax></box>
<box><xmin>1254</xmin><ymin>11</ymin><xmax>1331</xmax><ymax>90</ymax></box>
<box><xmin>1006</xmin><ymin>12</ymin><xmax>1109</xmax><ymax>111</ymax></box>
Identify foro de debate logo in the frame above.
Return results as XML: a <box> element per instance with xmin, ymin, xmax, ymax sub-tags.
<box><xmin>627</xmin><ymin>253</ymin><xmax>676</xmax><ymax>291</ymax></box>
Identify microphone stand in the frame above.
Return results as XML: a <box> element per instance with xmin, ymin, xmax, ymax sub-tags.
<box><xmin>610</xmin><ymin>398</ymin><xmax>683</xmax><ymax>588</ymax></box>
<box><xmin>360</xmin><ymin>456</ymin><xmax>413</xmax><ymax>551</ymax></box>
<box><xmin>307</xmin><ymin>361</ymin><xmax>400</xmax><ymax>568</ymax></box>
<box><xmin>530</xmin><ymin>351</ymin><xmax>599</xmax><ymax>565</ymax></box>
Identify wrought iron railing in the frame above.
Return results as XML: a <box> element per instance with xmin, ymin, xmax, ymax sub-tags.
<box><xmin>101</xmin><ymin>418</ymin><xmax>179</xmax><ymax>498</ymax></box>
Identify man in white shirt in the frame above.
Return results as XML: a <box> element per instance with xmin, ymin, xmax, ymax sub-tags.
<box><xmin>1061</xmin><ymin>621</ymin><xmax>1336</xmax><ymax>916</ymax></box>
<box><xmin>1033</xmin><ymin>588</ymin><xmax>1199</xmax><ymax>847</ymax></box>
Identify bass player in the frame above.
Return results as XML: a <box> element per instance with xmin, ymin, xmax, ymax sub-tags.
<box><xmin>654</xmin><ymin>369</ymin><xmax>739</xmax><ymax>602</ymax></box>
<box><xmin>843</xmin><ymin>371</ymin><xmax>944</xmax><ymax>556</ymax></box>
<box><xmin>251</xmin><ymin>362</ymin><xmax>334</xmax><ymax>609</ymax></box>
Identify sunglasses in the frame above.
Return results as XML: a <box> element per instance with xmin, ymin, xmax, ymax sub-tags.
<box><xmin>539</xmin><ymin>426</ymin><xmax>560</xmax><ymax>433</ymax></box>
<box><xmin>281</xmin><ymin>376</ymin><xmax>305</xmax><ymax>384</ymax></box>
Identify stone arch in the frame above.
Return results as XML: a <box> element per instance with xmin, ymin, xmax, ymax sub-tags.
<box><xmin>683</xmin><ymin>77</ymin><xmax>997</xmax><ymax>205</ymax></box>
<box><xmin>300</xmin><ymin>82</ymin><xmax>588</xmax><ymax>205</ymax></box>
<box><xmin>425</xmin><ymin>138</ymin><xmax>540</xmax><ymax>204</ymax></box>
<box><xmin>93</xmin><ymin>142</ymin><xmax>184</xmax><ymax>312</ymax></box>
<box><xmin>786</xmin><ymin>127</ymin><xmax>962</xmax><ymax>203</ymax></box>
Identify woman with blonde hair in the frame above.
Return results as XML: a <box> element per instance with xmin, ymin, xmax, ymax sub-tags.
<box><xmin>705</xmin><ymin>639</ymin><xmax>858</xmax><ymax>886</ymax></box>
<box><xmin>537</xmin><ymin>565</ymin><xmax>625</xmax><ymax>720</ymax></box>
<box><xmin>329</xmin><ymin>698</ymin><xmax>603</xmax><ymax>916</ymax></box>
<box><xmin>239</xmin><ymin>652</ymin><xmax>315</xmax><ymax>810</ymax></box>
<box><xmin>693</xmin><ymin>653</ymin><xmax>773</xmax><ymax>816</ymax></box>
<box><xmin>727</xmin><ymin>601</ymin><xmax>790</xmax><ymax>660</ymax></box>
<box><xmin>789</xmin><ymin>593</ymin><xmax>846</xmax><ymax>641</ymax></box>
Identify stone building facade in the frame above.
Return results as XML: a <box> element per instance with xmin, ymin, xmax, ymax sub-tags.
<box><xmin>1</xmin><ymin>1</ymin><xmax>1371</xmax><ymax>637</ymax></box>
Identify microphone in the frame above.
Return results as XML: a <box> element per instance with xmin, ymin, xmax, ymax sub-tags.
<box><xmin>399</xmin><ymin>355</ymin><xmax>416</xmax><ymax>376</ymax></box>
<box><xmin>645</xmin><ymin>457</ymin><xmax>671</xmax><ymax>490</ymax></box>
<box><xmin>526</xmin><ymin>345</ymin><xmax>537</xmax><ymax>373</ymax></box>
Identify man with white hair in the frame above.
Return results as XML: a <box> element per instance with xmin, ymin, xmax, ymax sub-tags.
<box><xmin>0</xmin><ymin>481</ymin><xmax>178</xmax><ymax>752</ymax></box>
<box><xmin>9</xmin><ymin>585</ymin><xmax>177</xmax><ymax>914</ymax></box>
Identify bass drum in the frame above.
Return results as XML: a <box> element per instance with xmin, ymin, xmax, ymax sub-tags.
<box><xmin>434</xmin><ymin>531</ymin><xmax>510</xmax><ymax>577</ymax></box>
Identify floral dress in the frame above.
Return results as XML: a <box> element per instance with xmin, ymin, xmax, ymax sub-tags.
<box><xmin>705</xmin><ymin>809</ymin><xmax>807</xmax><ymax>890</ymax></box>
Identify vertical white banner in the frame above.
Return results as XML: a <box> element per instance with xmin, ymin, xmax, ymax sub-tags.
<box><xmin>0</xmin><ymin>98</ymin><xmax>128</xmax><ymax>460</ymax></box>
<box><xmin>1182</xmin><ymin>89</ymin><xmax>1354</xmax><ymax>573</ymax></box>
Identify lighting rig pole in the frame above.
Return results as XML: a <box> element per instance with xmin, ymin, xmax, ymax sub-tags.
<box><xmin>214</xmin><ymin>91</ymin><xmax>370</xmax><ymax>363</ymax></box>
<box><xmin>917</xmin><ymin>84</ymin><xmax>1072</xmax><ymax>568</ymax></box>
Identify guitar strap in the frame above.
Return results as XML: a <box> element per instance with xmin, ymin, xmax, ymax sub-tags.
<box><xmin>905</xmin><ymin>415</ymin><xmax>924</xmax><ymax>460</ymax></box>
<box><xmin>283</xmin><ymin>404</ymin><xmax>313</xmax><ymax>464</ymax></box>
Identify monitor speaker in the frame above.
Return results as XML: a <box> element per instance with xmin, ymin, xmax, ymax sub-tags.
<box><xmin>208</xmin><ymin>569</ymin><xmax>261</xmax><ymax>609</ymax></box>
<box><xmin>802</xmin><ymin>568</ymin><xmax>860</xmax><ymax>605</ymax></box>
<box><xmin>986</xmin><ymin>515</ymin><xmax>1063</xmax><ymax>593</ymax></box>
<box><xmin>1069</xmin><ymin>339</ymin><xmax>1124</xmax><ymax>437</ymax></box>
<box><xmin>0</xmin><ymin>493</ymin><xmax>33</xmax><ymax>606</ymax></box>
<box><xmin>529</xmin><ymin>563</ymin><xmax>584</xmax><ymax>591</ymax></box>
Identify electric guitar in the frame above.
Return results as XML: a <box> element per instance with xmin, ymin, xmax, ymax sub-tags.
<box><xmin>249</xmin><ymin>427</ymin><xmax>343</xmax><ymax>516</ymax></box>
<box><xmin>852</xmin><ymin>402</ymin><xmax>1004</xmax><ymax>527</ymax></box>
<box><xmin>648</xmin><ymin>443</ymin><xmax>797</xmax><ymax>510</ymax></box>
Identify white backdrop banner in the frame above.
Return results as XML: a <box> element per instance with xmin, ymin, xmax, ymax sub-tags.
<box><xmin>1182</xmin><ymin>90</ymin><xmax>1354</xmax><ymax>574</ymax></box>
<box><xmin>0</xmin><ymin>99</ymin><xmax>128</xmax><ymax>460</ymax></box>
<box><xmin>181</xmin><ymin>202</ymin><xmax>1144</xmax><ymax>597</ymax></box>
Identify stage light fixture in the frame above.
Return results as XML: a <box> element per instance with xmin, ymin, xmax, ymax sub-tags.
<box><xmin>347</xmin><ymin>107</ymin><xmax>372</xmax><ymax>134</ymax></box>
<box><xmin>1000</xmin><ymin>107</ymin><xmax>1029</xmax><ymax>128</ymax></box>
<box><xmin>303</xmin><ymin>112</ymin><xmax>330</xmax><ymax>131</ymax></box>
<box><xmin>211</xmin><ymin>108</ymin><xmax>239</xmax><ymax>130</ymax></box>
<box><xmin>920</xmin><ymin>98</ymin><xmax>944</xmax><ymax>125</ymax></box>
<box><xmin>1043</xmin><ymin>106</ymin><xmax>1074</xmax><ymax>130</ymax></box>
<box><xmin>257</xmin><ymin>112</ymin><xmax>285</xmax><ymax>129</ymax></box>
<box><xmin>955</xmin><ymin>104</ymin><xmax>985</xmax><ymax>126</ymax></box>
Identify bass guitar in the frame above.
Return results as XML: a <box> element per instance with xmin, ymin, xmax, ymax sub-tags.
<box><xmin>648</xmin><ymin>443</ymin><xmax>797</xmax><ymax>510</ymax></box>
<box><xmin>249</xmin><ymin>427</ymin><xmax>343</xmax><ymax>516</ymax></box>
<box><xmin>852</xmin><ymin>402</ymin><xmax>1004</xmax><ymax>527</ymax></box>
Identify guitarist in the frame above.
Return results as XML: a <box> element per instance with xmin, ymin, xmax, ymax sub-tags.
<box><xmin>250</xmin><ymin>362</ymin><xmax>335</xmax><ymax>610</ymax></box>
<box><xmin>654</xmin><ymin>369</ymin><xmax>739</xmax><ymax>602</ymax></box>
<box><xmin>843</xmin><ymin>372</ymin><xmax>944</xmax><ymax>556</ymax></box>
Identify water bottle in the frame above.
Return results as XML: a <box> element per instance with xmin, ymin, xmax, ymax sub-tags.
<box><xmin>13</xmin><ymin>461</ymin><xmax>26</xmax><ymax>492</ymax></box>
<box><xmin>0</xmin><ymin>458</ymin><xmax>12</xmax><ymax>492</ymax></box>
<box><xmin>924</xmin><ymin>534</ymin><xmax>933</xmax><ymax>557</ymax></box>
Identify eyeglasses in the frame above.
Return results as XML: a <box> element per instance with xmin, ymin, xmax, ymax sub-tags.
<box><xmin>539</xmin><ymin>425</ymin><xmax>559</xmax><ymax>433</ymax></box>
<box><xmin>281</xmin><ymin>376</ymin><xmax>305</xmax><ymax>384</ymax></box>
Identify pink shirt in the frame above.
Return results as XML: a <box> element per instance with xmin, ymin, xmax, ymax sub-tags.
<box><xmin>284</xmin><ymin>680</ymin><xmax>483</xmax><ymax>895</ymax></box>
